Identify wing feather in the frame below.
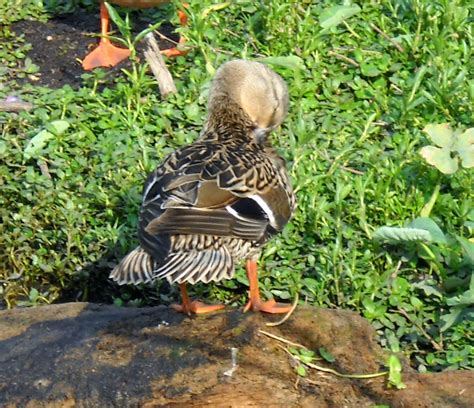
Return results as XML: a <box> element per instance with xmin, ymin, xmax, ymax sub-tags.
<box><xmin>144</xmin><ymin>208</ymin><xmax>267</xmax><ymax>241</ymax></box>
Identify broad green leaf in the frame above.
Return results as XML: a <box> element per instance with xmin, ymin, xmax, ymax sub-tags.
<box><xmin>412</xmin><ymin>281</ymin><xmax>443</xmax><ymax>298</ymax></box>
<box><xmin>453</xmin><ymin>128</ymin><xmax>474</xmax><ymax>168</ymax></box>
<box><xmin>468</xmin><ymin>209</ymin><xmax>474</xmax><ymax>221</ymax></box>
<box><xmin>373</xmin><ymin>226</ymin><xmax>432</xmax><ymax>243</ymax></box>
<box><xmin>205</xmin><ymin>61</ymin><xmax>215</xmax><ymax>75</ymax></box>
<box><xmin>386</xmin><ymin>355</ymin><xmax>406</xmax><ymax>389</ymax></box>
<box><xmin>299</xmin><ymin>354</ymin><xmax>314</xmax><ymax>364</ymax></box>
<box><xmin>440</xmin><ymin>306</ymin><xmax>464</xmax><ymax>331</ymax></box>
<box><xmin>319</xmin><ymin>5</ymin><xmax>361</xmax><ymax>30</ymax></box>
<box><xmin>409</xmin><ymin>217</ymin><xmax>447</xmax><ymax>244</ymax></box>
<box><xmin>360</xmin><ymin>62</ymin><xmax>381</xmax><ymax>77</ymax></box>
<box><xmin>29</xmin><ymin>287</ymin><xmax>39</xmax><ymax>302</ymax></box>
<box><xmin>386</xmin><ymin>330</ymin><xmax>400</xmax><ymax>352</ymax></box>
<box><xmin>447</xmin><ymin>291</ymin><xmax>474</xmax><ymax>307</ymax></box>
<box><xmin>362</xmin><ymin>297</ymin><xmax>387</xmax><ymax>319</ymax></box>
<box><xmin>184</xmin><ymin>103</ymin><xmax>201</xmax><ymax>121</ymax></box>
<box><xmin>24</xmin><ymin>129</ymin><xmax>54</xmax><ymax>159</ymax></box>
<box><xmin>201</xmin><ymin>2</ymin><xmax>230</xmax><ymax>18</ymax></box>
<box><xmin>446</xmin><ymin>274</ymin><xmax>474</xmax><ymax>307</ymax></box>
<box><xmin>319</xmin><ymin>347</ymin><xmax>336</xmax><ymax>363</ymax></box>
<box><xmin>464</xmin><ymin>221</ymin><xmax>474</xmax><ymax>229</ymax></box>
<box><xmin>410</xmin><ymin>296</ymin><xmax>423</xmax><ymax>309</ymax></box>
<box><xmin>420</xmin><ymin>146</ymin><xmax>458</xmax><ymax>174</ymax></box>
<box><xmin>443</xmin><ymin>276</ymin><xmax>468</xmax><ymax>292</ymax></box>
<box><xmin>46</xmin><ymin>120</ymin><xmax>70</xmax><ymax>135</ymax></box>
<box><xmin>258</xmin><ymin>56</ymin><xmax>305</xmax><ymax>70</ymax></box>
<box><xmin>299</xmin><ymin>348</ymin><xmax>316</xmax><ymax>359</ymax></box>
<box><xmin>113</xmin><ymin>297</ymin><xmax>124</xmax><ymax>307</ymax></box>
<box><xmin>295</xmin><ymin>365</ymin><xmax>307</xmax><ymax>377</ymax></box>
<box><xmin>457</xmin><ymin>236</ymin><xmax>474</xmax><ymax>264</ymax></box>
<box><xmin>288</xmin><ymin>347</ymin><xmax>298</xmax><ymax>355</ymax></box>
<box><xmin>423</xmin><ymin>123</ymin><xmax>454</xmax><ymax>148</ymax></box>
<box><xmin>0</xmin><ymin>140</ymin><xmax>7</xmax><ymax>158</ymax></box>
<box><xmin>24</xmin><ymin>120</ymin><xmax>70</xmax><ymax>160</ymax></box>
<box><xmin>24</xmin><ymin>57</ymin><xmax>39</xmax><ymax>73</ymax></box>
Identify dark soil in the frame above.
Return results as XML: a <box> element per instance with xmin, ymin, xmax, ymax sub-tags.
<box><xmin>11</xmin><ymin>7</ymin><xmax>178</xmax><ymax>88</ymax></box>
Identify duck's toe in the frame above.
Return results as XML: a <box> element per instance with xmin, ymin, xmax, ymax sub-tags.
<box><xmin>171</xmin><ymin>300</ymin><xmax>225</xmax><ymax>315</ymax></box>
<box><xmin>82</xmin><ymin>41</ymin><xmax>130</xmax><ymax>70</ymax></box>
<box><xmin>243</xmin><ymin>298</ymin><xmax>292</xmax><ymax>314</ymax></box>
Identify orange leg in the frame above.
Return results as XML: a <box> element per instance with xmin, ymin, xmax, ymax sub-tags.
<box><xmin>171</xmin><ymin>283</ymin><xmax>225</xmax><ymax>315</ymax></box>
<box><xmin>243</xmin><ymin>259</ymin><xmax>292</xmax><ymax>314</ymax></box>
<box><xmin>82</xmin><ymin>1</ymin><xmax>131</xmax><ymax>70</ymax></box>
<box><xmin>161</xmin><ymin>7</ymin><xmax>188</xmax><ymax>58</ymax></box>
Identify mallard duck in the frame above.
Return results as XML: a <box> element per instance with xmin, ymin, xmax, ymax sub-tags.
<box><xmin>82</xmin><ymin>1</ymin><xmax>187</xmax><ymax>70</ymax></box>
<box><xmin>110</xmin><ymin>60</ymin><xmax>295</xmax><ymax>314</ymax></box>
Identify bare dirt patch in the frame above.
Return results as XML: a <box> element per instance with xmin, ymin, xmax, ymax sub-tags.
<box><xmin>11</xmin><ymin>8</ymin><xmax>177</xmax><ymax>88</ymax></box>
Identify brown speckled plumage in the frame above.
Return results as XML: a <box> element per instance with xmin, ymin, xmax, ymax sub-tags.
<box><xmin>110</xmin><ymin>60</ymin><xmax>294</xmax><ymax>287</ymax></box>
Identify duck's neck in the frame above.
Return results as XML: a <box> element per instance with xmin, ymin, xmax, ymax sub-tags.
<box><xmin>201</xmin><ymin>98</ymin><xmax>255</xmax><ymax>143</ymax></box>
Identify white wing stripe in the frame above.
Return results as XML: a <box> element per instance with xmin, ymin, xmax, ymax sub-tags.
<box><xmin>249</xmin><ymin>194</ymin><xmax>277</xmax><ymax>226</ymax></box>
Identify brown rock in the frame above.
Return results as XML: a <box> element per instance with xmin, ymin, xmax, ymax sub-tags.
<box><xmin>0</xmin><ymin>303</ymin><xmax>472</xmax><ymax>407</ymax></box>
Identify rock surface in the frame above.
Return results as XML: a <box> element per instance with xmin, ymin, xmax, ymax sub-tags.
<box><xmin>0</xmin><ymin>303</ymin><xmax>472</xmax><ymax>407</ymax></box>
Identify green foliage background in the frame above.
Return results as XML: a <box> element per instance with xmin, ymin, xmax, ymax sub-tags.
<box><xmin>0</xmin><ymin>0</ymin><xmax>473</xmax><ymax>371</ymax></box>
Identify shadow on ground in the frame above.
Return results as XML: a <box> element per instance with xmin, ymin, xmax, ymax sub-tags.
<box><xmin>1</xmin><ymin>303</ymin><xmax>472</xmax><ymax>407</ymax></box>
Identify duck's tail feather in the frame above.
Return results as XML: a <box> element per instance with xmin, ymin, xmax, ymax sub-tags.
<box><xmin>154</xmin><ymin>247</ymin><xmax>234</xmax><ymax>285</ymax></box>
<box><xmin>109</xmin><ymin>246</ymin><xmax>156</xmax><ymax>285</ymax></box>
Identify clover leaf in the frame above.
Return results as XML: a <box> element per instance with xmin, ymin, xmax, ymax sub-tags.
<box><xmin>420</xmin><ymin>124</ymin><xmax>474</xmax><ymax>174</ymax></box>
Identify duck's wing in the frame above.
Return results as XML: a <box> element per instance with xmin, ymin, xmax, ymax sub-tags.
<box><xmin>140</xmin><ymin>141</ymin><xmax>293</xmax><ymax>241</ymax></box>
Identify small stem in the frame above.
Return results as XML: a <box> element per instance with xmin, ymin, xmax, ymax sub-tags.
<box><xmin>420</xmin><ymin>183</ymin><xmax>440</xmax><ymax>217</ymax></box>
<box><xmin>342</xmin><ymin>21</ymin><xmax>361</xmax><ymax>39</ymax></box>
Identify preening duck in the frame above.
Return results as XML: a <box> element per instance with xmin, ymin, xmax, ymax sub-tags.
<box><xmin>110</xmin><ymin>59</ymin><xmax>295</xmax><ymax>314</ymax></box>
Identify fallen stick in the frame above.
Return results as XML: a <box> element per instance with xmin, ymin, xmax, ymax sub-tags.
<box><xmin>144</xmin><ymin>32</ymin><xmax>177</xmax><ymax>98</ymax></box>
<box><xmin>0</xmin><ymin>100</ymin><xmax>34</xmax><ymax>112</ymax></box>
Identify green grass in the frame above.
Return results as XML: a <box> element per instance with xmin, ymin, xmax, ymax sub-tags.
<box><xmin>1</xmin><ymin>0</ymin><xmax>473</xmax><ymax>371</ymax></box>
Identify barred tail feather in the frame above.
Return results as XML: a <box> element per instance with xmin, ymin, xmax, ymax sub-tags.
<box><xmin>109</xmin><ymin>246</ymin><xmax>155</xmax><ymax>285</ymax></box>
<box><xmin>154</xmin><ymin>247</ymin><xmax>234</xmax><ymax>285</ymax></box>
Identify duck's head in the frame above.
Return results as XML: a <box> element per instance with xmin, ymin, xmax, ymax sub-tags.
<box><xmin>207</xmin><ymin>60</ymin><xmax>289</xmax><ymax>136</ymax></box>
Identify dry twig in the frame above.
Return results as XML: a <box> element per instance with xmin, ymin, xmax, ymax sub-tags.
<box><xmin>340</xmin><ymin>166</ymin><xmax>365</xmax><ymax>175</ymax></box>
<box><xmin>395</xmin><ymin>308</ymin><xmax>443</xmax><ymax>351</ymax></box>
<box><xmin>328</xmin><ymin>51</ymin><xmax>359</xmax><ymax>67</ymax></box>
<box><xmin>38</xmin><ymin>160</ymin><xmax>52</xmax><ymax>179</ymax></box>
<box><xmin>258</xmin><ymin>329</ymin><xmax>308</xmax><ymax>350</ymax></box>
<box><xmin>144</xmin><ymin>32</ymin><xmax>177</xmax><ymax>98</ymax></box>
<box><xmin>280</xmin><ymin>345</ymin><xmax>388</xmax><ymax>379</ymax></box>
<box><xmin>371</xmin><ymin>24</ymin><xmax>404</xmax><ymax>52</ymax></box>
<box><xmin>263</xmin><ymin>331</ymin><xmax>389</xmax><ymax>380</ymax></box>
<box><xmin>266</xmin><ymin>293</ymin><xmax>299</xmax><ymax>327</ymax></box>
<box><xmin>0</xmin><ymin>100</ymin><xmax>33</xmax><ymax>112</ymax></box>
